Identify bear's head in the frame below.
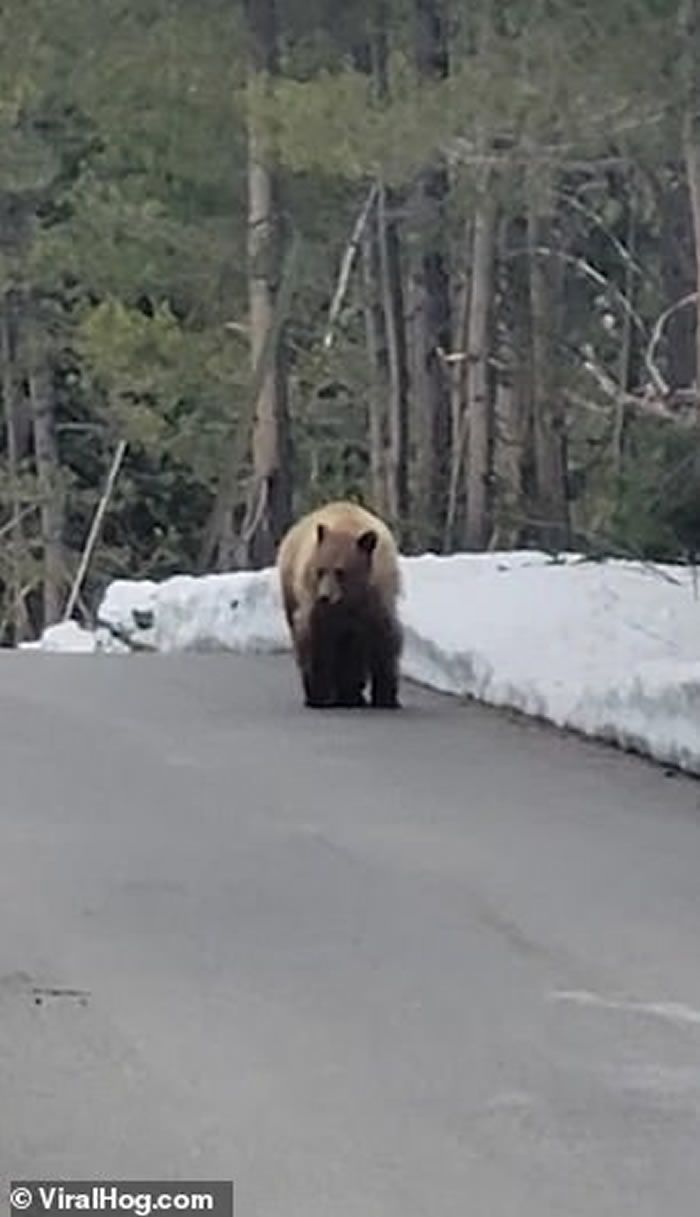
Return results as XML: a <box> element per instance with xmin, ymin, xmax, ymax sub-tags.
<box><xmin>312</xmin><ymin>522</ymin><xmax>377</xmax><ymax>608</ymax></box>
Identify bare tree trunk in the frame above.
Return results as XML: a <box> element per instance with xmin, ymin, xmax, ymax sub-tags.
<box><xmin>442</xmin><ymin>217</ymin><xmax>472</xmax><ymax>550</ymax></box>
<box><xmin>0</xmin><ymin>299</ymin><xmax>30</xmax><ymax>643</ymax></box>
<box><xmin>682</xmin><ymin>138</ymin><xmax>700</xmax><ymax>404</ymax></box>
<box><xmin>198</xmin><ymin>232</ymin><xmax>299</xmax><ymax>574</ymax></box>
<box><xmin>679</xmin><ymin>0</ymin><xmax>700</xmax><ymax>404</ymax></box>
<box><xmin>464</xmin><ymin>188</ymin><xmax>497</xmax><ymax>550</ymax></box>
<box><xmin>527</xmin><ymin>184</ymin><xmax>571</xmax><ymax>550</ymax></box>
<box><xmin>492</xmin><ymin>376</ymin><xmax>519</xmax><ymax>548</ymax></box>
<box><xmin>361</xmin><ymin>224</ymin><xmax>388</xmax><ymax>515</ymax></box>
<box><xmin>363</xmin><ymin>4</ymin><xmax>410</xmax><ymax>543</ymax></box>
<box><xmin>409</xmin><ymin>0</ymin><xmax>451</xmax><ymax>549</ymax></box>
<box><xmin>409</xmin><ymin>185</ymin><xmax>451</xmax><ymax>548</ymax></box>
<box><xmin>376</xmin><ymin>179</ymin><xmax>410</xmax><ymax>541</ymax></box>
<box><xmin>491</xmin><ymin>215</ymin><xmax>530</xmax><ymax>548</ymax></box>
<box><xmin>449</xmin><ymin>218</ymin><xmax>472</xmax><ymax>459</ymax></box>
<box><xmin>352</xmin><ymin>17</ymin><xmax>388</xmax><ymax>516</ymax></box>
<box><xmin>237</xmin><ymin>0</ymin><xmax>291</xmax><ymax>569</ymax></box>
<box><xmin>28</xmin><ymin>344</ymin><xmax>65</xmax><ymax>626</ymax></box>
<box><xmin>612</xmin><ymin>184</ymin><xmax>636</xmax><ymax>478</ymax></box>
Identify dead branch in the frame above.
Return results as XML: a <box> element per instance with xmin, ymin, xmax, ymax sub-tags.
<box><xmin>645</xmin><ymin>292</ymin><xmax>698</xmax><ymax>398</ymax></box>
<box><xmin>323</xmin><ymin>181</ymin><xmax>379</xmax><ymax>351</ymax></box>
<box><xmin>563</xmin><ymin>388</ymin><xmax>615</xmax><ymax>417</ymax></box>
<box><xmin>444</xmin><ymin>108</ymin><xmax>669</xmax><ymax>171</ymax></box>
<box><xmin>62</xmin><ymin>439</ymin><xmax>128</xmax><ymax>622</ymax></box>
<box><xmin>580</xmin><ymin>343</ymin><xmax>699</xmax><ymax>426</ymax></box>
<box><xmin>555</xmin><ymin>190</ymin><xmax>646</xmax><ymax>285</ymax></box>
<box><xmin>0</xmin><ymin>501</ymin><xmax>40</xmax><ymax>540</ymax></box>
<box><xmin>532</xmin><ymin>246</ymin><xmax>652</xmax><ymax>357</ymax></box>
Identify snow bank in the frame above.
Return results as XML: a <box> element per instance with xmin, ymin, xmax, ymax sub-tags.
<box><xmin>97</xmin><ymin>572</ymin><xmax>288</xmax><ymax>654</ymax></box>
<box><xmin>24</xmin><ymin>550</ymin><xmax>700</xmax><ymax>776</ymax></box>
<box><xmin>398</xmin><ymin>552</ymin><xmax>700</xmax><ymax>775</ymax></box>
<box><xmin>19</xmin><ymin>620</ymin><xmax>97</xmax><ymax>653</ymax></box>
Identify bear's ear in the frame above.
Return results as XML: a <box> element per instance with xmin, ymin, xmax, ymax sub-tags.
<box><xmin>356</xmin><ymin>529</ymin><xmax>377</xmax><ymax>556</ymax></box>
<box><xmin>316</xmin><ymin>523</ymin><xmax>326</xmax><ymax>545</ymax></box>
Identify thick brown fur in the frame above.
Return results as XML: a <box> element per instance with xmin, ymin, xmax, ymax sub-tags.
<box><xmin>276</xmin><ymin>501</ymin><xmax>403</xmax><ymax>709</ymax></box>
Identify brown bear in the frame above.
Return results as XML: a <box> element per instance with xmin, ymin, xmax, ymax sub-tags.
<box><xmin>276</xmin><ymin>500</ymin><xmax>403</xmax><ymax>709</ymax></box>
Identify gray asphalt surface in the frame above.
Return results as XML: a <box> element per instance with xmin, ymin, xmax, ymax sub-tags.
<box><xmin>1</xmin><ymin>651</ymin><xmax>700</xmax><ymax>1216</ymax></box>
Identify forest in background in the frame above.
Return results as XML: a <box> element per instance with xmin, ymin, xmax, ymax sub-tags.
<box><xmin>1</xmin><ymin>0</ymin><xmax>700</xmax><ymax>643</ymax></box>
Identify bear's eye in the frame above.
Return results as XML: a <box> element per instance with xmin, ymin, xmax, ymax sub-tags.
<box><xmin>317</xmin><ymin>567</ymin><xmax>326</xmax><ymax>579</ymax></box>
<box><xmin>334</xmin><ymin>568</ymin><xmax>344</xmax><ymax>581</ymax></box>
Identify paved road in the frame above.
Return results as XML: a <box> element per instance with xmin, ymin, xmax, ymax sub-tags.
<box><xmin>1</xmin><ymin>652</ymin><xmax>700</xmax><ymax>1216</ymax></box>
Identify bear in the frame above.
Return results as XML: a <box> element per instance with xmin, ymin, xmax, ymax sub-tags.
<box><xmin>276</xmin><ymin>500</ymin><xmax>403</xmax><ymax>710</ymax></box>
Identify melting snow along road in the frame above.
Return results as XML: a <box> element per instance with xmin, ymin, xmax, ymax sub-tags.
<box><xmin>1</xmin><ymin>652</ymin><xmax>700</xmax><ymax>1217</ymax></box>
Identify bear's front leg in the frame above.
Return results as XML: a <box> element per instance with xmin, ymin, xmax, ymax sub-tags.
<box><xmin>303</xmin><ymin>655</ymin><xmax>336</xmax><ymax>708</ymax></box>
<box><xmin>369</xmin><ymin>616</ymin><xmax>402</xmax><ymax>709</ymax></box>
<box><xmin>303</xmin><ymin>676</ymin><xmax>334</xmax><ymax>708</ymax></box>
<box><xmin>296</xmin><ymin>631</ymin><xmax>334</xmax><ymax>708</ymax></box>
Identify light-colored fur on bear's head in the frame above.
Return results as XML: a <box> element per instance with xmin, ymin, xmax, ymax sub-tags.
<box><xmin>311</xmin><ymin>520</ymin><xmax>379</xmax><ymax>607</ymax></box>
<box><xmin>276</xmin><ymin>500</ymin><xmax>401</xmax><ymax>628</ymax></box>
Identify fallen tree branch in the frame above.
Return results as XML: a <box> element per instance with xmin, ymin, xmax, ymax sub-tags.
<box><xmin>95</xmin><ymin>617</ymin><xmax>158</xmax><ymax>652</ymax></box>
